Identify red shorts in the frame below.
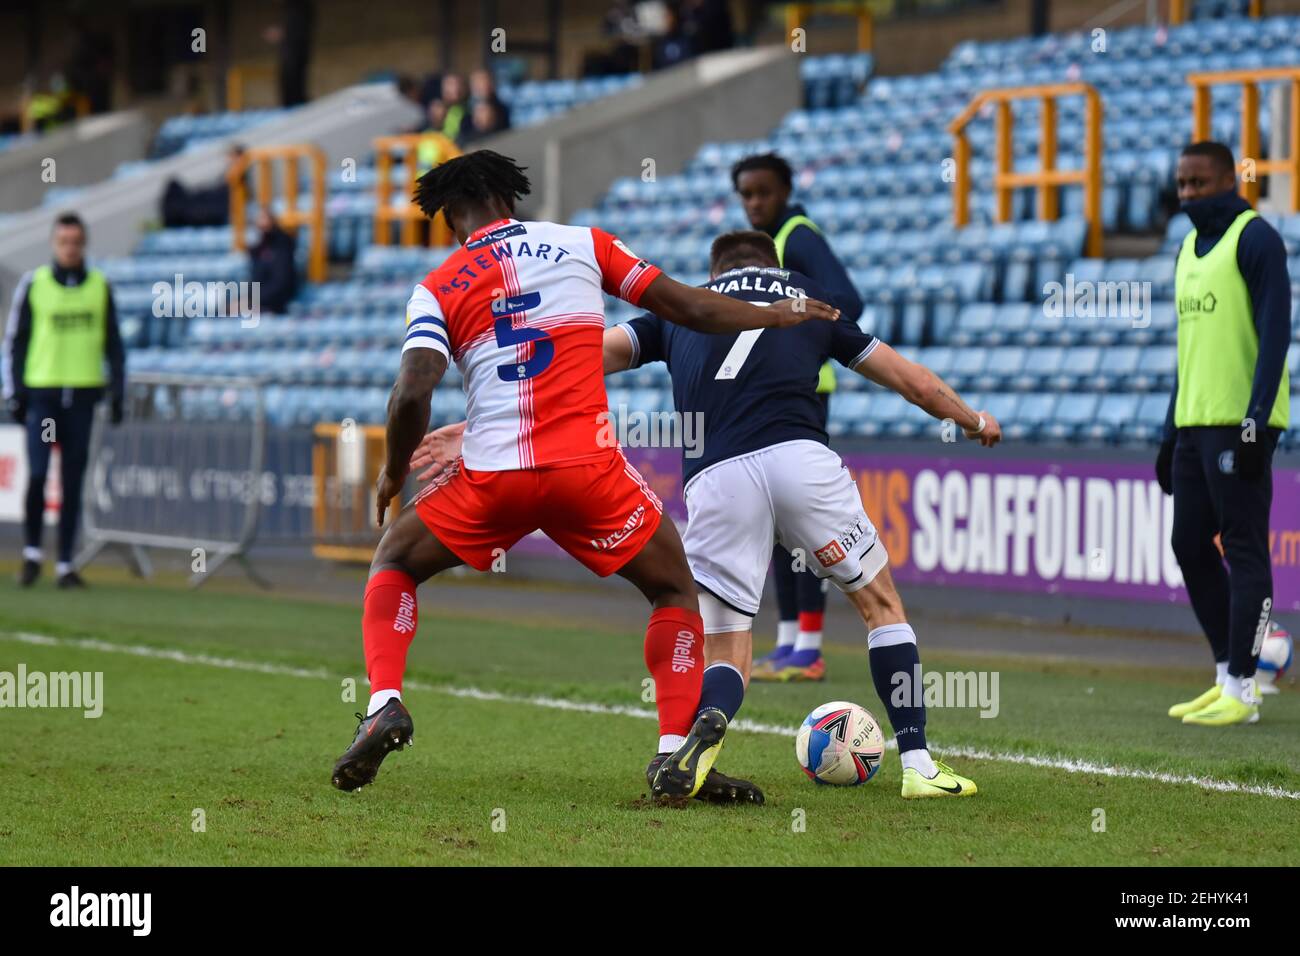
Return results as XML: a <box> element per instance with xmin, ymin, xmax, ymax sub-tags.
<box><xmin>412</xmin><ymin>449</ymin><xmax>664</xmax><ymax>577</ymax></box>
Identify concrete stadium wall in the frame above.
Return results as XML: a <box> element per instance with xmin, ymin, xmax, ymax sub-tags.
<box><xmin>483</xmin><ymin>45</ymin><xmax>800</xmax><ymax>224</ymax></box>
<box><xmin>0</xmin><ymin>82</ymin><xmax>421</xmax><ymax>306</ymax></box>
<box><xmin>0</xmin><ymin>111</ymin><xmax>151</xmax><ymax>214</ymax></box>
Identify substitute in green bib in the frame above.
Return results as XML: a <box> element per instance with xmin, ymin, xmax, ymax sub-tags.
<box><xmin>732</xmin><ymin>152</ymin><xmax>865</xmax><ymax>683</ymax></box>
<box><xmin>2</xmin><ymin>212</ymin><xmax>125</xmax><ymax>589</ymax></box>
<box><xmin>1158</xmin><ymin>142</ymin><xmax>1293</xmax><ymax>727</ymax></box>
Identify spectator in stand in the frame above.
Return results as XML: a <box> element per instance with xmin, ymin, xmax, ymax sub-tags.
<box><xmin>266</xmin><ymin>0</ymin><xmax>314</xmax><ymax>107</ymax></box>
<box><xmin>583</xmin><ymin>1</ymin><xmax>642</xmax><ymax>76</ymax></box>
<box><xmin>23</xmin><ymin>74</ymin><xmax>79</xmax><ymax>133</ymax></box>
<box><xmin>417</xmin><ymin>101</ymin><xmax>458</xmax><ymax>170</ymax></box>
<box><xmin>468</xmin><ymin>69</ymin><xmax>511</xmax><ymax>131</ymax></box>
<box><xmin>462</xmin><ymin>100</ymin><xmax>506</xmax><ymax>144</ymax></box>
<box><xmin>397</xmin><ymin>75</ymin><xmax>421</xmax><ymax>108</ymax></box>
<box><xmin>249</xmin><ymin>208</ymin><xmax>298</xmax><ymax>314</ymax></box>
<box><xmin>431</xmin><ymin>73</ymin><xmax>469</xmax><ymax>143</ymax></box>
<box><xmin>161</xmin><ymin>144</ymin><xmax>245</xmax><ymax>228</ymax></box>
<box><xmin>416</xmin><ymin>72</ymin><xmax>444</xmax><ymax>112</ymax></box>
<box><xmin>680</xmin><ymin>0</ymin><xmax>734</xmax><ymax>56</ymax></box>
<box><xmin>652</xmin><ymin>7</ymin><xmax>690</xmax><ymax>70</ymax></box>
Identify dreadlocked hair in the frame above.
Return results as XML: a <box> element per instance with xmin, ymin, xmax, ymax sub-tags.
<box><xmin>412</xmin><ymin>149</ymin><xmax>531</xmax><ymax>221</ymax></box>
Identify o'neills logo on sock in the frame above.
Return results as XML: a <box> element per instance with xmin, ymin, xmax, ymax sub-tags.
<box><xmin>591</xmin><ymin>504</ymin><xmax>645</xmax><ymax>551</ymax></box>
<box><xmin>671</xmin><ymin>629</ymin><xmax>697</xmax><ymax>674</ymax></box>
<box><xmin>393</xmin><ymin>593</ymin><xmax>417</xmax><ymax>635</ymax></box>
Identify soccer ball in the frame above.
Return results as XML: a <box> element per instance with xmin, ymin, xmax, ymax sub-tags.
<box><xmin>795</xmin><ymin>701</ymin><xmax>885</xmax><ymax>785</ymax></box>
<box><xmin>1257</xmin><ymin>621</ymin><xmax>1293</xmax><ymax>694</ymax></box>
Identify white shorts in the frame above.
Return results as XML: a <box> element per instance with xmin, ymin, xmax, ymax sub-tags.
<box><xmin>682</xmin><ymin>439</ymin><xmax>886</xmax><ymax>617</ymax></box>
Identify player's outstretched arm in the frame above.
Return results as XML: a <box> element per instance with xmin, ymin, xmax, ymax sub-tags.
<box><xmin>856</xmin><ymin>342</ymin><xmax>1002</xmax><ymax>447</ymax></box>
<box><xmin>638</xmin><ymin>274</ymin><xmax>839</xmax><ymax>333</ymax></box>
<box><xmin>376</xmin><ymin>348</ymin><xmax>449</xmax><ymax>525</ymax></box>
<box><xmin>602</xmin><ymin>326</ymin><xmax>634</xmax><ymax>374</ymax></box>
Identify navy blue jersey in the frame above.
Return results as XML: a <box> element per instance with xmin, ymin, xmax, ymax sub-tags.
<box><xmin>621</xmin><ymin>266</ymin><xmax>878</xmax><ymax>483</ymax></box>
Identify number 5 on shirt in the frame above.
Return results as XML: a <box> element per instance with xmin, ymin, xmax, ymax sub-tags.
<box><xmin>492</xmin><ymin>291</ymin><xmax>553</xmax><ymax>382</ymax></box>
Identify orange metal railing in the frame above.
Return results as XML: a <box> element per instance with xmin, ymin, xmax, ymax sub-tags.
<box><xmin>782</xmin><ymin>2</ymin><xmax>873</xmax><ymax>53</ymax></box>
<box><xmin>372</xmin><ymin>133</ymin><xmax>461</xmax><ymax>248</ymax></box>
<box><xmin>1169</xmin><ymin>0</ymin><xmax>1261</xmax><ymax>24</ymax></box>
<box><xmin>228</xmin><ymin>144</ymin><xmax>328</xmax><ymax>282</ymax></box>
<box><xmin>949</xmin><ymin>83</ymin><xmax>1104</xmax><ymax>257</ymax></box>
<box><xmin>312</xmin><ymin>422</ymin><xmax>392</xmax><ymax>562</ymax></box>
<box><xmin>1188</xmin><ymin>66</ymin><xmax>1300</xmax><ymax>212</ymax></box>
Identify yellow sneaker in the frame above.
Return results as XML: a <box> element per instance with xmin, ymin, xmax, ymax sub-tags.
<box><xmin>1168</xmin><ymin>684</ymin><xmax>1220</xmax><ymax>718</ymax></box>
<box><xmin>651</xmin><ymin>709</ymin><xmax>727</xmax><ymax>800</ymax></box>
<box><xmin>1182</xmin><ymin>685</ymin><xmax>1260</xmax><ymax>726</ymax></box>
<box><xmin>901</xmin><ymin>759</ymin><xmax>978</xmax><ymax>798</ymax></box>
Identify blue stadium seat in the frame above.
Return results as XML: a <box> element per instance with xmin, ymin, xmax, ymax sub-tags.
<box><xmin>974</xmin><ymin>346</ymin><xmax>1026</xmax><ymax>392</ymax></box>
<box><xmin>1004</xmin><ymin>393</ymin><xmax>1059</xmax><ymax>441</ymax></box>
<box><xmin>1083</xmin><ymin>394</ymin><xmax>1140</xmax><ymax>443</ymax></box>
<box><xmin>1010</xmin><ymin>346</ymin><xmax>1065</xmax><ymax>391</ymax></box>
<box><xmin>1041</xmin><ymin>393</ymin><xmax>1101</xmax><ymax>442</ymax></box>
<box><xmin>1129</xmin><ymin>392</ymin><xmax>1172</xmax><ymax>442</ymax></box>
<box><xmin>1131</xmin><ymin>345</ymin><xmax>1177</xmax><ymax>391</ymax></box>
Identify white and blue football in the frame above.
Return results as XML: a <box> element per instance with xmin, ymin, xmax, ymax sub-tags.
<box><xmin>1258</xmin><ymin>621</ymin><xmax>1294</xmax><ymax>694</ymax></box>
<box><xmin>795</xmin><ymin>701</ymin><xmax>885</xmax><ymax>785</ymax></box>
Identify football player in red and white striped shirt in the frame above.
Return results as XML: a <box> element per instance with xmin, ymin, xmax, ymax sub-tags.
<box><xmin>331</xmin><ymin>150</ymin><xmax>838</xmax><ymax>800</ymax></box>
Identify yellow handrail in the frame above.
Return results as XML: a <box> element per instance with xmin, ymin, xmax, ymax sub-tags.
<box><xmin>1188</xmin><ymin>66</ymin><xmax>1300</xmax><ymax>212</ymax></box>
<box><xmin>949</xmin><ymin>83</ymin><xmax>1104</xmax><ymax>257</ymax></box>
<box><xmin>782</xmin><ymin>2</ymin><xmax>873</xmax><ymax>53</ymax></box>
<box><xmin>228</xmin><ymin>144</ymin><xmax>328</xmax><ymax>282</ymax></box>
<box><xmin>372</xmin><ymin>133</ymin><xmax>461</xmax><ymax>248</ymax></box>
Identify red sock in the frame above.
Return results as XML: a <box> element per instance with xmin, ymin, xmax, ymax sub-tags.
<box><xmin>798</xmin><ymin>610</ymin><xmax>824</xmax><ymax>633</ymax></box>
<box><xmin>363</xmin><ymin>570</ymin><xmax>418</xmax><ymax>693</ymax></box>
<box><xmin>644</xmin><ymin>606</ymin><xmax>704</xmax><ymax>739</ymax></box>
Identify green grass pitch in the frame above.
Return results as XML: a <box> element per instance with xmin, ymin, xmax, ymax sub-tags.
<box><xmin>1</xmin><ymin>568</ymin><xmax>1297</xmax><ymax>866</ymax></box>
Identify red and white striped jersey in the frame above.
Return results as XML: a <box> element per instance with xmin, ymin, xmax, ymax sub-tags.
<box><xmin>403</xmin><ymin>218</ymin><xmax>661</xmax><ymax>471</ymax></box>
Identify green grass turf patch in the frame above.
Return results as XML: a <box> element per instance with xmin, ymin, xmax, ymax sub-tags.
<box><xmin>1</xmin><ymin>572</ymin><xmax>1298</xmax><ymax>865</ymax></box>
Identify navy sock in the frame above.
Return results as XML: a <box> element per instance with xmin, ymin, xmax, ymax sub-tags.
<box><xmin>867</xmin><ymin>624</ymin><xmax>927</xmax><ymax>753</ymax></box>
<box><xmin>697</xmin><ymin>662</ymin><xmax>745</xmax><ymax>722</ymax></box>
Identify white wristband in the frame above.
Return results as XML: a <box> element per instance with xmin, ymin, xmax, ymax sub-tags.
<box><xmin>972</xmin><ymin>415</ymin><xmax>986</xmax><ymax>434</ymax></box>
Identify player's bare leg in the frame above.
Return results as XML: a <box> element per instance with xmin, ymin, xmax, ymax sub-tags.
<box><xmin>331</xmin><ymin>508</ymin><xmax>464</xmax><ymax>791</ymax></box>
<box><xmin>618</xmin><ymin>519</ymin><xmax>763</xmax><ymax>804</ymax></box>
<box><xmin>841</xmin><ymin>565</ymin><xmax>977</xmax><ymax>798</ymax></box>
<box><xmin>703</xmin><ymin>629</ymin><xmax>753</xmax><ymax>685</ymax></box>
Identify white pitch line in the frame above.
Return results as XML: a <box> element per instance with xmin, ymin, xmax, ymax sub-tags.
<box><xmin>5</xmin><ymin>630</ymin><xmax>1299</xmax><ymax>801</ymax></box>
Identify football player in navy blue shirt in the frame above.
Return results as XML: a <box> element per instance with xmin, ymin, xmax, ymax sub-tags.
<box><xmin>606</xmin><ymin>230</ymin><xmax>1002</xmax><ymax>797</ymax></box>
<box><xmin>733</xmin><ymin>151</ymin><xmax>864</xmax><ymax>680</ymax></box>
